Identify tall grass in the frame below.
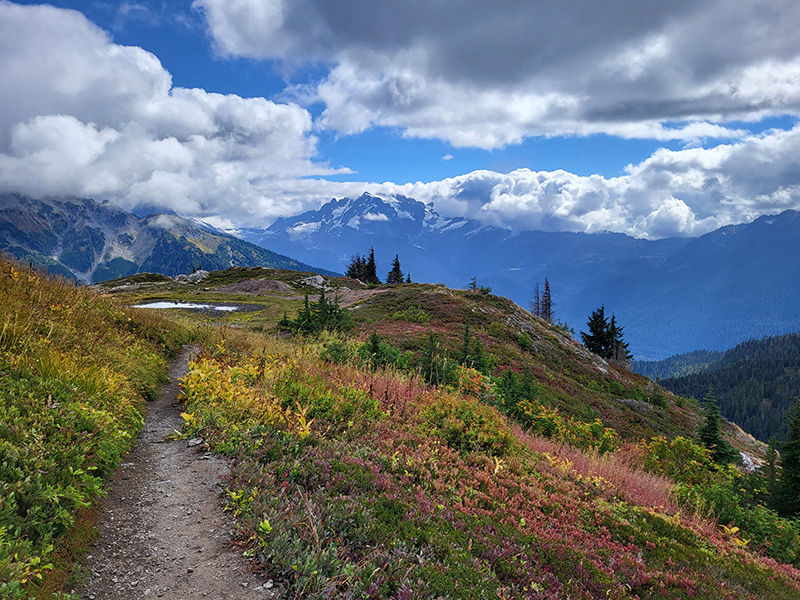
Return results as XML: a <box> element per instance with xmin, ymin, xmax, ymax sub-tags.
<box><xmin>0</xmin><ymin>256</ymin><xmax>189</xmax><ymax>598</ymax></box>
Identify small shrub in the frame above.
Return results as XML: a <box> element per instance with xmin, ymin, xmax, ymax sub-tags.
<box><xmin>393</xmin><ymin>305</ymin><xmax>430</xmax><ymax>323</ymax></box>
<box><xmin>423</xmin><ymin>393</ymin><xmax>515</xmax><ymax>457</ymax></box>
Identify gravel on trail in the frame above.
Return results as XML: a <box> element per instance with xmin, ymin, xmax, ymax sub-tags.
<box><xmin>77</xmin><ymin>347</ymin><xmax>278</xmax><ymax>600</ymax></box>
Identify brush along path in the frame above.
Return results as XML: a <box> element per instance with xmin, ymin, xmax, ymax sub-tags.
<box><xmin>78</xmin><ymin>347</ymin><xmax>272</xmax><ymax>600</ymax></box>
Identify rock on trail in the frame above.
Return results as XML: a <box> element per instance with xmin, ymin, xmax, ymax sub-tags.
<box><xmin>78</xmin><ymin>347</ymin><xmax>276</xmax><ymax>600</ymax></box>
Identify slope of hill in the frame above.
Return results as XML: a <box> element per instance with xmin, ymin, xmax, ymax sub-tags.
<box><xmin>660</xmin><ymin>332</ymin><xmax>800</xmax><ymax>442</ymax></box>
<box><xmin>233</xmin><ymin>192</ymin><xmax>800</xmax><ymax>360</ymax></box>
<box><xmin>0</xmin><ymin>194</ymin><xmax>336</xmax><ymax>283</ymax></box>
<box><xmin>8</xmin><ymin>261</ymin><xmax>800</xmax><ymax>598</ymax></box>
<box><xmin>632</xmin><ymin>350</ymin><xmax>724</xmax><ymax>380</ymax></box>
<box><xmin>0</xmin><ymin>255</ymin><xmax>190</xmax><ymax>596</ymax></box>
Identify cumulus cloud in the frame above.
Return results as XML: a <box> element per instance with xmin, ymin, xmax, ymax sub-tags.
<box><xmin>363</xmin><ymin>127</ymin><xmax>800</xmax><ymax>238</ymax></box>
<box><xmin>0</xmin><ymin>1</ymin><xmax>341</xmax><ymax>221</ymax></box>
<box><xmin>196</xmin><ymin>0</ymin><xmax>800</xmax><ymax>148</ymax></box>
<box><xmin>2</xmin><ymin>1</ymin><xmax>800</xmax><ymax>241</ymax></box>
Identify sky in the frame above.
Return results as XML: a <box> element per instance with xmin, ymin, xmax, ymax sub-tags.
<box><xmin>1</xmin><ymin>0</ymin><xmax>799</xmax><ymax>238</ymax></box>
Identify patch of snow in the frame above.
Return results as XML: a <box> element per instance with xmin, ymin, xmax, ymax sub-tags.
<box><xmin>363</xmin><ymin>212</ymin><xmax>389</xmax><ymax>222</ymax></box>
<box><xmin>440</xmin><ymin>220</ymin><xmax>468</xmax><ymax>232</ymax></box>
<box><xmin>346</xmin><ymin>216</ymin><xmax>361</xmax><ymax>229</ymax></box>
<box><xmin>287</xmin><ymin>222</ymin><xmax>321</xmax><ymax>239</ymax></box>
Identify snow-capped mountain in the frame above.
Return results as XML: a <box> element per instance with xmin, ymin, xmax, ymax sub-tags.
<box><xmin>0</xmin><ymin>194</ymin><xmax>335</xmax><ymax>283</ymax></box>
<box><xmin>233</xmin><ymin>193</ymin><xmax>800</xmax><ymax>361</ymax></box>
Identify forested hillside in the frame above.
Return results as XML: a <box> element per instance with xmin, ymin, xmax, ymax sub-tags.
<box><xmin>633</xmin><ymin>350</ymin><xmax>723</xmax><ymax>380</ymax></box>
<box><xmin>662</xmin><ymin>333</ymin><xmax>800</xmax><ymax>442</ymax></box>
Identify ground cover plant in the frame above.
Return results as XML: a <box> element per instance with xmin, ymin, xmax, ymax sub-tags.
<box><xmin>0</xmin><ymin>257</ymin><xmax>189</xmax><ymax>598</ymax></box>
<box><xmin>178</xmin><ymin>333</ymin><xmax>800</xmax><ymax>599</ymax></box>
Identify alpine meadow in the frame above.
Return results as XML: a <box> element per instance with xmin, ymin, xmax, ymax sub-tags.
<box><xmin>3</xmin><ymin>1</ymin><xmax>800</xmax><ymax>599</ymax></box>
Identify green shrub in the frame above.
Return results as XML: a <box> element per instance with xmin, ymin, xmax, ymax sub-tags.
<box><xmin>423</xmin><ymin>393</ymin><xmax>515</xmax><ymax>457</ymax></box>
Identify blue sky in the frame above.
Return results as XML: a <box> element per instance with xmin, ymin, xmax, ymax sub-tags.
<box><xmin>1</xmin><ymin>0</ymin><xmax>800</xmax><ymax>237</ymax></box>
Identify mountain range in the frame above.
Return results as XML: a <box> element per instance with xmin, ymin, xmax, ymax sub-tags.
<box><xmin>0</xmin><ymin>194</ymin><xmax>335</xmax><ymax>283</ymax></box>
<box><xmin>232</xmin><ymin>193</ymin><xmax>800</xmax><ymax>360</ymax></box>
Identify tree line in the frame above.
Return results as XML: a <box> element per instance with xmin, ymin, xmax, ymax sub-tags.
<box><xmin>345</xmin><ymin>247</ymin><xmax>409</xmax><ymax>285</ymax></box>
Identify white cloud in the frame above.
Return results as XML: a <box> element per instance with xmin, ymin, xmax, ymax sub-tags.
<box><xmin>0</xmin><ymin>1</ymin><xmax>341</xmax><ymax>222</ymax></box>
<box><xmin>197</xmin><ymin>0</ymin><xmax>800</xmax><ymax>148</ymax></box>
<box><xmin>2</xmin><ymin>1</ymin><xmax>800</xmax><ymax>241</ymax></box>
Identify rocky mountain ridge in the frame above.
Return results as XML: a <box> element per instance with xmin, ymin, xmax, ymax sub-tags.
<box><xmin>0</xmin><ymin>194</ymin><xmax>335</xmax><ymax>283</ymax></box>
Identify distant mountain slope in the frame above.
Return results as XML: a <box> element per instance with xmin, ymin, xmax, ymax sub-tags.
<box><xmin>659</xmin><ymin>332</ymin><xmax>800</xmax><ymax>442</ymax></box>
<box><xmin>0</xmin><ymin>194</ymin><xmax>337</xmax><ymax>283</ymax></box>
<box><xmin>231</xmin><ymin>192</ymin><xmax>800</xmax><ymax>360</ymax></box>
<box><xmin>632</xmin><ymin>350</ymin><xmax>724</xmax><ymax>380</ymax></box>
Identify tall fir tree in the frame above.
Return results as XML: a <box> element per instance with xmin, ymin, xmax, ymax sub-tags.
<box><xmin>345</xmin><ymin>253</ymin><xmax>364</xmax><ymax>280</ymax></box>
<box><xmin>541</xmin><ymin>278</ymin><xmax>553</xmax><ymax>322</ymax></box>
<box><xmin>698</xmin><ymin>387</ymin><xmax>724</xmax><ymax>458</ymax></box>
<box><xmin>778</xmin><ymin>400</ymin><xmax>800</xmax><ymax>515</ymax></box>
<box><xmin>763</xmin><ymin>437</ymin><xmax>780</xmax><ymax>507</ymax></box>
<box><xmin>366</xmin><ymin>247</ymin><xmax>379</xmax><ymax>284</ymax></box>
<box><xmin>386</xmin><ymin>254</ymin><xmax>404</xmax><ymax>284</ymax></box>
<box><xmin>697</xmin><ymin>387</ymin><xmax>738</xmax><ymax>464</ymax></box>
<box><xmin>580</xmin><ymin>306</ymin><xmax>632</xmax><ymax>364</ymax></box>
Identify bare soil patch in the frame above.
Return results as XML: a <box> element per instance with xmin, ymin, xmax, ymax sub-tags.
<box><xmin>77</xmin><ymin>348</ymin><xmax>276</xmax><ymax>600</ymax></box>
<box><xmin>214</xmin><ymin>279</ymin><xmax>293</xmax><ymax>294</ymax></box>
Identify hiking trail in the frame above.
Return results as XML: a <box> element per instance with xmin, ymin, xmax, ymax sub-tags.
<box><xmin>78</xmin><ymin>347</ymin><xmax>276</xmax><ymax>599</ymax></box>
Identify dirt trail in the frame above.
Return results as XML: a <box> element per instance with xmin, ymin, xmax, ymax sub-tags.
<box><xmin>77</xmin><ymin>347</ymin><xmax>275</xmax><ymax>600</ymax></box>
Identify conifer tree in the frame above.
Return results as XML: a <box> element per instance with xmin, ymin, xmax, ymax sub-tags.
<box><xmin>541</xmin><ymin>278</ymin><xmax>553</xmax><ymax>322</ymax></box>
<box><xmin>581</xmin><ymin>305</ymin><xmax>612</xmax><ymax>357</ymax></box>
<box><xmin>778</xmin><ymin>400</ymin><xmax>800</xmax><ymax>515</ymax></box>
<box><xmin>366</xmin><ymin>247</ymin><xmax>380</xmax><ymax>284</ymax></box>
<box><xmin>386</xmin><ymin>254</ymin><xmax>404</xmax><ymax>284</ymax></box>
<box><xmin>345</xmin><ymin>253</ymin><xmax>364</xmax><ymax>280</ymax></box>
<box><xmin>698</xmin><ymin>387</ymin><xmax>723</xmax><ymax>457</ymax></box>
<box><xmin>530</xmin><ymin>282</ymin><xmax>540</xmax><ymax>317</ymax></box>
<box><xmin>698</xmin><ymin>387</ymin><xmax>737</xmax><ymax>464</ymax></box>
<box><xmin>580</xmin><ymin>306</ymin><xmax>632</xmax><ymax>364</ymax></box>
<box><xmin>405</xmin><ymin>273</ymin><xmax>411</xmax><ymax>283</ymax></box>
<box><xmin>763</xmin><ymin>437</ymin><xmax>780</xmax><ymax>506</ymax></box>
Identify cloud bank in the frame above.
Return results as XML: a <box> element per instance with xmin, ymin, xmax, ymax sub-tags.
<box><xmin>196</xmin><ymin>0</ymin><xmax>800</xmax><ymax>147</ymax></box>
<box><xmin>0</xmin><ymin>1</ymin><xmax>799</xmax><ymax>239</ymax></box>
<box><xmin>0</xmin><ymin>1</ymin><xmax>341</xmax><ymax>221</ymax></box>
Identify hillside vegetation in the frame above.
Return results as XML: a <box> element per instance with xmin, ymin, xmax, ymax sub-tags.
<box><xmin>0</xmin><ymin>256</ymin><xmax>189</xmax><ymax>598</ymax></box>
<box><xmin>5</xmin><ymin>262</ymin><xmax>800</xmax><ymax>598</ymax></box>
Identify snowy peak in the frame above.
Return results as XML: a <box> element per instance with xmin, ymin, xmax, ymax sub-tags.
<box><xmin>266</xmin><ymin>192</ymin><xmax>469</xmax><ymax>242</ymax></box>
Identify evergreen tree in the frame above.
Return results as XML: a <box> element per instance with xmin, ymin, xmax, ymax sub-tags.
<box><xmin>541</xmin><ymin>278</ymin><xmax>553</xmax><ymax>322</ymax></box>
<box><xmin>366</xmin><ymin>247</ymin><xmax>380</xmax><ymax>284</ymax></box>
<box><xmin>580</xmin><ymin>306</ymin><xmax>632</xmax><ymax>364</ymax></box>
<box><xmin>345</xmin><ymin>248</ymin><xmax>381</xmax><ymax>284</ymax></box>
<box><xmin>345</xmin><ymin>253</ymin><xmax>365</xmax><ymax>280</ymax></box>
<box><xmin>698</xmin><ymin>387</ymin><xmax>738</xmax><ymax>464</ymax></box>
<box><xmin>386</xmin><ymin>254</ymin><xmax>404</xmax><ymax>284</ymax></box>
<box><xmin>763</xmin><ymin>437</ymin><xmax>780</xmax><ymax>506</ymax></box>
<box><xmin>581</xmin><ymin>305</ymin><xmax>612</xmax><ymax>357</ymax></box>
<box><xmin>530</xmin><ymin>282</ymin><xmax>540</xmax><ymax>317</ymax></box>
<box><xmin>608</xmin><ymin>315</ymin><xmax>632</xmax><ymax>365</ymax></box>
<box><xmin>778</xmin><ymin>401</ymin><xmax>800</xmax><ymax>515</ymax></box>
<box><xmin>698</xmin><ymin>387</ymin><xmax>724</xmax><ymax>457</ymax></box>
<box><xmin>405</xmin><ymin>273</ymin><xmax>411</xmax><ymax>283</ymax></box>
